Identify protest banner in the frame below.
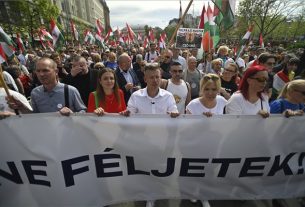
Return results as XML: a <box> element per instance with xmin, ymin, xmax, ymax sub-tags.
<box><xmin>176</xmin><ymin>28</ymin><xmax>204</xmax><ymax>49</ymax></box>
<box><xmin>0</xmin><ymin>114</ymin><xmax>305</xmax><ymax>206</ymax></box>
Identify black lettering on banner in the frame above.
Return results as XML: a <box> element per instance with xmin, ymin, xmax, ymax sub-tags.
<box><xmin>126</xmin><ymin>156</ymin><xmax>149</xmax><ymax>175</ymax></box>
<box><xmin>239</xmin><ymin>157</ymin><xmax>270</xmax><ymax>177</ymax></box>
<box><xmin>22</xmin><ymin>160</ymin><xmax>50</xmax><ymax>187</ymax></box>
<box><xmin>212</xmin><ymin>158</ymin><xmax>242</xmax><ymax>177</ymax></box>
<box><xmin>0</xmin><ymin>162</ymin><xmax>23</xmax><ymax>184</ymax></box>
<box><xmin>151</xmin><ymin>158</ymin><xmax>175</xmax><ymax>177</ymax></box>
<box><xmin>61</xmin><ymin>155</ymin><xmax>89</xmax><ymax>187</ymax></box>
<box><xmin>180</xmin><ymin>158</ymin><xmax>208</xmax><ymax>177</ymax></box>
<box><xmin>95</xmin><ymin>150</ymin><xmax>123</xmax><ymax>177</ymax></box>
<box><xmin>298</xmin><ymin>152</ymin><xmax>305</xmax><ymax>174</ymax></box>
<box><xmin>268</xmin><ymin>153</ymin><xmax>296</xmax><ymax>176</ymax></box>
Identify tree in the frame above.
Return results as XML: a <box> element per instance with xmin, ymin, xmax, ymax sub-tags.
<box><xmin>238</xmin><ymin>0</ymin><xmax>302</xmax><ymax>37</ymax></box>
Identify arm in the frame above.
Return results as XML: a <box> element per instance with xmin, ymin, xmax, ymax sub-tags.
<box><xmin>87</xmin><ymin>92</ymin><xmax>97</xmax><ymax>113</ymax></box>
<box><xmin>185</xmin><ymin>82</ymin><xmax>192</xmax><ymax>107</ymax></box>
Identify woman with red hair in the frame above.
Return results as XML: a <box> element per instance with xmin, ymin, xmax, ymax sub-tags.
<box><xmin>225</xmin><ymin>65</ymin><xmax>270</xmax><ymax>117</ymax></box>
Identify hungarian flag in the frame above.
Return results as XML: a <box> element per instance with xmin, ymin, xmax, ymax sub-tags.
<box><xmin>149</xmin><ymin>29</ymin><xmax>155</xmax><ymax>43</ymax></box>
<box><xmin>202</xmin><ymin>3</ymin><xmax>213</xmax><ymax>52</ymax></box>
<box><xmin>104</xmin><ymin>26</ymin><xmax>113</xmax><ymax>43</ymax></box>
<box><xmin>84</xmin><ymin>30</ymin><xmax>95</xmax><ymax>44</ymax></box>
<box><xmin>95</xmin><ymin>33</ymin><xmax>105</xmax><ymax>48</ymax></box>
<box><xmin>143</xmin><ymin>36</ymin><xmax>149</xmax><ymax>48</ymax></box>
<box><xmin>159</xmin><ymin>33</ymin><xmax>166</xmax><ymax>49</ymax></box>
<box><xmin>259</xmin><ymin>33</ymin><xmax>264</xmax><ymax>48</ymax></box>
<box><xmin>126</xmin><ymin>23</ymin><xmax>136</xmax><ymax>43</ymax></box>
<box><xmin>96</xmin><ymin>19</ymin><xmax>104</xmax><ymax>35</ymax></box>
<box><xmin>40</xmin><ymin>28</ymin><xmax>53</xmax><ymax>41</ymax></box>
<box><xmin>0</xmin><ymin>26</ymin><xmax>15</xmax><ymax>57</ymax></box>
<box><xmin>198</xmin><ymin>5</ymin><xmax>205</xmax><ymax>29</ymax></box>
<box><xmin>116</xmin><ymin>27</ymin><xmax>124</xmax><ymax>43</ymax></box>
<box><xmin>70</xmin><ymin>20</ymin><xmax>79</xmax><ymax>41</ymax></box>
<box><xmin>137</xmin><ymin>32</ymin><xmax>142</xmax><ymax>41</ymax></box>
<box><xmin>50</xmin><ymin>19</ymin><xmax>64</xmax><ymax>47</ymax></box>
<box><xmin>212</xmin><ymin>0</ymin><xmax>236</xmax><ymax>29</ymax></box>
<box><xmin>237</xmin><ymin>24</ymin><xmax>254</xmax><ymax>58</ymax></box>
<box><xmin>0</xmin><ymin>44</ymin><xmax>7</xmax><ymax>64</ymax></box>
<box><xmin>208</xmin><ymin>3</ymin><xmax>220</xmax><ymax>49</ymax></box>
<box><xmin>16</xmin><ymin>33</ymin><xmax>26</xmax><ymax>54</ymax></box>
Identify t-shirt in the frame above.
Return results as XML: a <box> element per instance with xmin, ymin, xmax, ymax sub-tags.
<box><xmin>226</xmin><ymin>92</ymin><xmax>270</xmax><ymax>115</ymax></box>
<box><xmin>270</xmin><ymin>98</ymin><xmax>305</xmax><ymax>114</ymax></box>
<box><xmin>87</xmin><ymin>89</ymin><xmax>126</xmax><ymax>113</ymax></box>
<box><xmin>186</xmin><ymin>95</ymin><xmax>227</xmax><ymax>115</ymax></box>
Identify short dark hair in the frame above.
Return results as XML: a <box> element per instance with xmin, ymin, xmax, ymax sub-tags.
<box><xmin>258</xmin><ymin>53</ymin><xmax>276</xmax><ymax>64</ymax></box>
<box><xmin>171</xmin><ymin>61</ymin><xmax>182</xmax><ymax>67</ymax></box>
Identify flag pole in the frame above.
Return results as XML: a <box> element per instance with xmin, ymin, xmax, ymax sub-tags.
<box><xmin>0</xmin><ymin>64</ymin><xmax>20</xmax><ymax>115</ymax></box>
<box><xmin>169</xmin><ymin>0</ymin><xmax>194</xmax><ymax>47</ymax></box>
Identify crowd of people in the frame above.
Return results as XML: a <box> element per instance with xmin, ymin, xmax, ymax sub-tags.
<box><xmin>0</xmin><ymin>41</ymin><xmax>305</xmax><ymax>207</ymax></box>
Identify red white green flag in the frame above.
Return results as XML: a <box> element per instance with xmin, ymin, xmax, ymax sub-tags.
<box><xmin>70</xmin><ymin>20</ymin><xmax>79</xmax><ymax>41</ymax></box>
<box><xmin>16</xmin><ymin>33</ymin><xmax>26</xmax><ymax>54</ymax></box>
<box><xmin>149</xmin><ymin>29</ymin><xmax>155</xmax><ymax>43</ymax></box>
<box><xmin>50</xmin><ymin>19</ymin><xmax>64</xmax><ymax>47</ymax></box>
<box><xmin>212</xmin><ymin>0</ymin><xmax>236</xmax><ymax>29</ymax></box>
<box><xmin>96</xmin><ymin>19</ymin><xmax>104</xmax><ymax>35</ymax></box>
<box><xmin>0</xmin><ymin>26</ymin><xmax>15</xmax><ymax>57</ymax></box>
<box><xmin>237</xmin><ymin>24</ymin><xmax>254</xmax><ymax>58</ymax></box>
<box><xmin>126</xmin><ymin>23</ymin><xmax>136</xmax><ymax>43</ymax></box>
<box><xmin>0</xmin><ymin>44</ymin><xmax>7</xmax><ymax>64</ymax></box>
<box><xmin>40</xmin><ymin>28</ymin><xmax>53</xmax><ymax>41</ymax></box>
<box><xmin>104</xmin><ymin>26</ymin><xmax>113</xmax><ymax>43</ymax></box>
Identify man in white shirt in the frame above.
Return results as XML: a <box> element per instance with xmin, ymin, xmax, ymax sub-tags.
<box><xmin>125</xmin><ymin>63</ymin><xmax>179</xmax><ymax>116</ymax></box>
<box><xmin>123</xmin><ymin>62</ymin><xmax>178</xmax><ymax>207</ymax></box>
<box><xmin>144</xmin><ymin>43</ymin><xmax>159</xmax><ymax>63</ymax></box>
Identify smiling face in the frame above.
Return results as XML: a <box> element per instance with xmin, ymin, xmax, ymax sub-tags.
<box><xmin>99</xmin><ymin>72</ymin><xmax>115</xmax><ymax>91</ymax></box>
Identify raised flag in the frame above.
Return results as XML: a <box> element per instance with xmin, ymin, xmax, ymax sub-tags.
<box><xmin>159</xmin><ymin>34</ymin><xmax>166</xmax><ymax>49</ymax></box>
<box><xmin>126</xmin><ymin>23</ymin><xmax>136</xmax><ymax>43</ymax></box>
<box><xmin>0</xmin><ymin>26</ymin><xmax>15</xmax><ymax>47</ymax></box>
<box><xmin>259</xmin><ymin>33</ymin><xmax>264</xmax><ymax>48</ymax></box>
<box><xmin>198</xmin><ymin>5</ymin><xmax>206</xmax><ymax>29</ymax></box>
<box><xmin>212</xmin><ymin>0</ymin><xmax>236</xmax><ymax>29</ymax></box>
<box><xmin>143</xmin><ymin>37</ymin><xmax>149</xmax><ymax>48</ymax></box>
<box><xmin>70</xmin><ymin>20</ymin><xmax>79</xmax><ymax>41</ymax></box>
<box><xmin>0</xmin><ymin>44</ymin><xmax>7</xmax><ymax>64</ymax></box>
<box><xmin>149</xmin><ymin>29</ymin><xmax>155</xmax><ymax>43</ymax></box>
<box><xmin>40</xmin><ymin>28</ymin><xmax>53</xmax><ymax>41</ymax></box>
<box><xmin>50</xmin><ymin>19</ymin><xmax>64</xmax><ymax>47</ymax></box>
<box><xmin>96</xmin><ymin>19</ymin><xmax>104</xmax><ymax>35</ymax></box>
<box><xmin>16</xmin><ymin>33</ymin><xmax>26</xmax><ymax>54</ymax></box>
<box><xmin>137</xmin><ymin>32</ymin><xmax>142</xmax><ymax>41</ymax></box>
<box><xmin>95</xmin><ymin>33</ymin><xmax>105</xmax><ymax>48</ymax></box>
<box><xmin>237</xmin><ymin>24</ymin><xmax>255</xmax><ymax>58</ymax></box>
<box><xmin>104</xmin><ymin>26</ymin><xmax>113</xmax><ymax>43</ymax></box>
<box><xmin>39</xmin><ymin>35</ymin><xmax>47</xmax><ymax>50</ymax></box>
<box><xmin>116</xmin><ymin>27</ymin><xmax>124</xmax><ymax>43</ymax></box>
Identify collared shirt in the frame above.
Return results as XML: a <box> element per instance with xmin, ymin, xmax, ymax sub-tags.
<box><xmin>127</xmin><ymin>88</ymin><xmax>178</xmax><ymax>114</ymax></box>
<box><xmin>120</xmin><ymin>68</ymin><xmax>134</xmax><ymax>84</ymax></box>
<box><xmin>31</xmin><ymin>82</ymin><xmax>86</xmax><ymax>113</ymax></box>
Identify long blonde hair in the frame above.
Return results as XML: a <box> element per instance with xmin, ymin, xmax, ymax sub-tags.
<box><xmin>278</xmin><ymin>79</ymin><xmax>305</xmax><ymax>99</ymax></box>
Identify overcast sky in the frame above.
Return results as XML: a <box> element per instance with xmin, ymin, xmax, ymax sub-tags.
<box><xmin>106</xmin><ymin>0</ymin><xmax>208</xmax><ymax>30</ymax></box>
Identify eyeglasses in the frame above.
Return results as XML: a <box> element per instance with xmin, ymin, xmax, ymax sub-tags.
<box><xmin>203</xmin><ymin>75</ymin><xmax>220</xmax><ymax>81</ymax></box>
<box><xmin>295</xmin><ymin>90</ymin><xmax>305</xmax><ymax>96</ymax></box>
<box><xmin>224</xmin><ymin>68</ymin><xmax>236</xmax><ymax>73</ymax></box>
<box><xmin>250</xmin><ymin>77</ymin><xmax>268</xmax><ymax>83</ymax></box>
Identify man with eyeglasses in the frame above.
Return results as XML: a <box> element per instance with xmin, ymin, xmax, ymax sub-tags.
<box><xmin>161</xmin><ymin>62</ymin><xmax>191</xmax><ymax>114</ymax></box>
<box><xmin>257</xmin><ymin>53</ymin><xmax>277</xmax><ymax>101</ymax></box>
<box><xmin>160</xmin><ymin>49</ymin><xmax>173</xmax><ymax>79</ymax></box>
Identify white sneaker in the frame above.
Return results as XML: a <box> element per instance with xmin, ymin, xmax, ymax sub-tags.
<box><xmin>146</xmin><ymin>200</ymin><xmax>155</xmax><ymax>207</ymax></box>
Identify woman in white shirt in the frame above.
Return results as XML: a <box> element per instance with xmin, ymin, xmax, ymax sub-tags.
<box><xmin>225</xmin><ymin>65</ymin><xmax>270</xmax><ymax>117</ymax></box>
<box><xmin>186</xmin><ymin>73</ymin><xmax>227</xmax><ymax>117</ymax></box>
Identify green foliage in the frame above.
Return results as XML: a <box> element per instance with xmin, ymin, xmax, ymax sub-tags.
<box><xmin>164</xmin><ymin>25</ymin><xmax>176</xmax><ymax>43</ymax></box>
<box><xmin>286</xmin><ymin>41</ymin><xmax>305</xmax><ymax>50</ymax></box>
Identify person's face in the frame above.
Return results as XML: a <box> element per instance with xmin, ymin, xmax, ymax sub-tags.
<box><xmin>73</xmin><ymin>58</ymin><xmax>88</xmax><ymax>74</ymax></box>
<box><xmin>53</xmin><ymin>56</ymin><xmax>61</xmax><ymax>65</ymax></box>
<box><xmin>119</xmin><ymin>56</ymin><xmax>131</xmax><ymax>71</ymax></box>
<box><xmin>144</xmin><ymin>69</ymin><xmax>161</xmax><ymax>89</ymax></box>
<box><xmin>202</xmin><ymin>82</ymin><xmax>218</xmax><ymax>101</ymax></box>
<box><xmin>35</xmin><ymin>60</ymin><xmax>57</xmax><ymax>85</ymax></box>
<box><xmin>213</xmin><ymin>61</ymin><xmax>222</xmax><ymax>71</ymax></box>
<box><xmin>223</xmin><ymin>65</ymin><xmax>237</xmax><ymax>79</ymax></box>
<box><xmin>248</xmin><ymin>71</ymin><xmax>269</xmax><ymax>92</ymax></box>
<box><xmin>100</xmin><ymin>72</ymin><xmax>115</xmax><ymax>91</ymax></box>
<box><xmin>150</xmin><ymin>44</ymin><xmax>156</xmax><ymax>51</ymax></box>
<box><xmin>188</xmin><ymin>59</ymin><xmax>197</xmax><ymax>70</ymax></box>
<box><xmin>290</xmin><ymin>88</ymin><xmax>305</xmax><ymax>103</ymax></box>
<box><xmin>163</xmin><ymin>53</ymin><xmax>172</xmax><ymax>63</ymax></box>
<box><xmin>170</xmin><ymin>65</ymin><xmax>183</xmax><ymax>80</ymax></box>
<box><xmin>263</xmin><ymin>58</ymin><xmax>276</xmax><ymax>72</ymax></box>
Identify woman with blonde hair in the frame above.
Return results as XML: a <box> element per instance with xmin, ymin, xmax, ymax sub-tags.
<box><xmin>270</xmin><ymin>79</ymin><xmax>305</xmax><ymax>117</ymax></box>
<box><xmin>186</xmin><ymin>73</ymin><xmax>227</xmax><ymax>117</ymax></box>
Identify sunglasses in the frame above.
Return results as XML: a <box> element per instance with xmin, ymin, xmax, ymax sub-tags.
<box><xmin>250</xmin><ymin>77</ymin><xmax>268</xmax><ymax>83</ymax></box>
<box><xmin>203</xmin><ymin>75</ymin><xmax>219</xmax><ymax>81</ymax></box>
<box><xmin>295</xmin><ymin>90</ymin><xmax>305</xmax><ymax>96</ymax></box>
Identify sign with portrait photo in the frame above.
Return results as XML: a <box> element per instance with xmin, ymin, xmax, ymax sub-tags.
<box><xmin>176</xmin><ymin>28</ymin><xmax>204</xmax><ymax>49</ymax></box>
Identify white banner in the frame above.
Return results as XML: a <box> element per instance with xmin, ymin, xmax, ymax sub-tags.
<box><xmin>0</xmin><ymin>114</ymin><xmax>305</xmax><ymax>206</ymax></box>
